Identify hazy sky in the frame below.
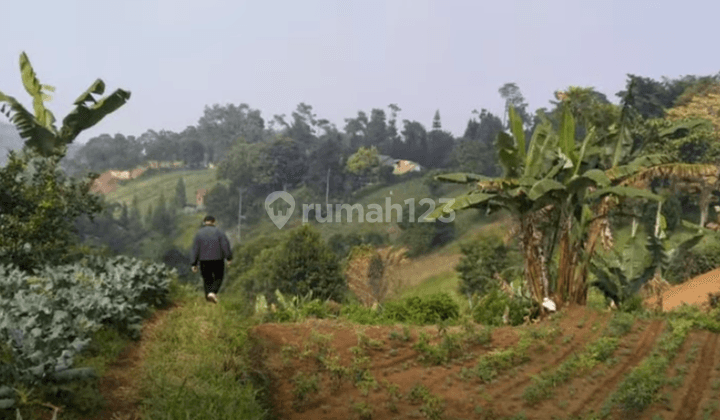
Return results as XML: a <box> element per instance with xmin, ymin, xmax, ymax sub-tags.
<box><xmin>2</xmin><ymin>0</ymin><xmax>719</xmax><ymax>143</ymax></box>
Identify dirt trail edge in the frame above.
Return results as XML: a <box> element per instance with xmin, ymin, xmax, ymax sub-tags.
<box><xmin>82</xmin><ymin>303</ymin><xmax>179</xmax><ymax>420</ymax></box>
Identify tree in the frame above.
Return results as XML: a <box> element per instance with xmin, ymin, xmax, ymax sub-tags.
<box><xmin>0</xmin><ymin>53</ymin><xmax>130</xmax><ymax>158</ymax></box>
<box><xmin>388</xmin><ymin>104</ymin><xmax>403</xmax><ymax>157</ymax></box>
<box><xmin>174</xmin><ymin>177</ymin><xmax>187</xmax><ymax>209</ymax></box>
<box><xmin>151</xmin><ymin>192</ymin><xmax>175</xmax><ymax>236</ymax></box>
<box><xmin>0</xmin><ymin>149</ymin><xmax>103</xmax><ymax>271</ymax></box>
<box><xmin>217</xmin><ymin>139</ymin><xmax>272</xmax><ymax>190</ymax></box>
<box><xmin>344</xmin><ymin>111</ymin><xmax>369</xmax><ymax>151</ymax></box>
<box><xmin>197</xmin><ymin>103</ymin><xmax>266</xmax><ymax>160</ymax></box>
<box><xmin>430</xmin><ymin>106</ymin><xmax>666</xmax><ymax>309</ymax></box>
<box><xmin>427</xmin><ymin>110</ymin><xmax>455</xmax><ymax>168</ymax></box>
<box><xmin>267</xmin><ymin>136</ymin><xmax>307</xmax><ymax>190</ymax></box>
<box><xmin>0</xmin><ymin>52</ymin><xmax>128</xmax><ymax>272</ymax></box>
<box><xmin>498</xmin><ymin>82</ymin><xmax>530</xmax><ymax>128</ymax></box>
<box><xmin>204</xmin><ymin>183</ymin><xmax>237</xmax><ymax>227</ymax></box>
<box><xmin>666</xmin><ymin>82</ymin><xmax>720</xmax><ymax>135</ymax></box>
<box><xmin>451</xmin><ymin>110</ymin><xmax>503</xmax><ymax>176</ymax></box>
<box><xmin>401</xmin><ymin>120</ymin><xmax>428</xmax><ymax>165</ymax></box>
<box><xmin>346</xmin><ymin>146</ymin><xmax>381</xmax><ymax>184</ymax></box>
<box><xmin>366</xmin><ymin>108</ymin><xmax>389</xmax><ymax>152</ymax></box>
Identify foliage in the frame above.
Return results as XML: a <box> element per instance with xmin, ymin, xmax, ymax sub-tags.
<box><xmin>174</xmin><ymin>177</ymin><xmax>187</xmax><ymax>209</ymax></box>
<box><xmin>383</xmin><ymin>293</ymin><xmax>459</xmax><ymax>324</ymax></box>
<box><xmin>666</xmin><ymin>82</ymin><xmax>720</xmax><ymax>134</ymax></box>
<box><xmin>590</xmin><ymin>230</ymin><xmax>703</xmax><ymax>306</ymax></box>
<box><xmin>398</xmin><ymin>202</ymin><xmax>456</xmax><ymax>257</ymax></box>
<box><xmin>343</xmin><ymin>245</ymin><xmax>406</xmax><ymax>306</ymax></box>
<box><xmin>602</xmin><ymin>318</ymin><xmax>693</xmax><ymax>416</ymax></box>
<box><xmin>346</xmin><ymin>146</ymin><xmax>381</xmax><ymax>184</ymax></box>
<box><xmin>472</xmin><ymin>289</ymin><xmax>538</xmax><ymax>327</ymax></box>
<box><xmin>0</xmin><ymin>149</ymin><xmax>103</xmax><ymax>272</ymax></box>
<box><xmin>456</xmin><ymin>235</ymin><xmax>520</xmax><ymax>297</ymax></box>
<box><xmin>0</xmin><ymin>52</ymin><xmax>130</xmax><ymax>158</ymax></box>
<box><xmin>240</xmin><ymin>225</ymin><xmax>345</xmax><ymax>304</ymax></box>
<box><xmin>665</xmin><ymin>236</ymin><xmax>720</xmax><ymax>284</ymax></box>
<box><xmin>0</xmin><ymin>255</ymin><xmax>174</xmax><ymax>407</ymax></box>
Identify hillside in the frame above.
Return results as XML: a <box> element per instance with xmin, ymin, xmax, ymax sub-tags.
<box><xmin>104</xmin><ymin>167</ymin><xmax>226</xmax><ymax>216</ymax></box>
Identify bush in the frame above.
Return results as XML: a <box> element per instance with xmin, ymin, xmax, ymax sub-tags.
<box><xmin>456</xmin><ymin>235</ymin><xmax>519</xmax><ymax>297</ymax></box>
<box><xmin>472</xmin><ymin>289</ymin><xmax>537</xmax><ymax>327</ymax></box>
<box><xmin>240</xmin><ymin>225</ymin><xmax>345</xmax><ymax>304</ymax></box>
<box><xmin>383</xmin><ymin>293</ymin><xmax>460</xmax><ymax>324</ymax></box>
<box><xmin>398</xmin><ymin>202</ymin><xmax>456</xmax><ymax>257</ymax></box>
<box><xmin>0</xmin><ymin>150</ymin><xmax>103</xmax><ymax>272</ymax></box>
<box><xmin>665</xmin><ymin>238</ymin><xmax>720</xmax><ymax>284</ymax></box>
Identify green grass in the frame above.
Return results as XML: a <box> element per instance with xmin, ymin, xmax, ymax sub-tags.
<box><xmin>136</xmin><ymin>284</ymin><xmax>270</xmax><ymax>420</ymax></box>
<box><xmin>397</xmin><ymin>270</ymin><xmax>466</xmax><ymax>310</ymax></box>
<box><xmin>105</xmin><ymin>168</ymin><xmax>227</xmax><ymax>216</ymax></box>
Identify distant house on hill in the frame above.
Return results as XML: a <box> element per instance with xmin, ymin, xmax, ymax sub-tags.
<box><xmin>196</xmin><ymin>188</ymin><xmax>208</xmax><ymax>208</ymax></box>
<box><xmin>377</xmin><ymin>154</ymin><xmax>422</xmax><ymax>175</ymax></box>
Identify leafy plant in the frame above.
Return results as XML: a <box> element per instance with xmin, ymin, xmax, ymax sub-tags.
<box><xmin>0</xmin><ymin>52</ymin><xmax>130</xmax><ymax>158</ymax></box>
<box><xmin>0</xmin><ymin>255</ymin><xmax>174</xmax><ymax>408</ymax></box>
<box><xmin>590</xmin><ymin>232</ymin><xmax>703</xmax><ymax>308</ymax></box>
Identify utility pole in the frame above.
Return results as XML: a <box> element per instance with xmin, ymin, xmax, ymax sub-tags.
<box><xmin>237</xmin><ymin>187</ymin><xmax>246</xmax><ymax>243</ymax></box>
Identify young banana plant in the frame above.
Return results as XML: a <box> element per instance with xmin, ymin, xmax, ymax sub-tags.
<box><xmin>0</xmin><ymin>52</ymin><xmax>130</xmax><ymax>158</ymax></box>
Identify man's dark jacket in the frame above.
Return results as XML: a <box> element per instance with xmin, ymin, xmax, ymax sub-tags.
<box><xmin>190</xmin><ymin>225</ymin><xmax>233</xmax><ymax>266</ymax></box>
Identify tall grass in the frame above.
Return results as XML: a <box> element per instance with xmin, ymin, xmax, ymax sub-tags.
<box><xmin>137</xmin><ymin>284</ymin><xmax>270</xmax><ymax>420</ymax></box>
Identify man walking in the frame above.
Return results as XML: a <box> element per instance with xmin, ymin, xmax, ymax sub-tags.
<box><xmin>190</xmin><ymin>215</ymin><xmax>233</xmax><ymax>303</ymax></box>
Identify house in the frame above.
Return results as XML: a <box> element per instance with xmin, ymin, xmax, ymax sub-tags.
<box><xmin>393</xmin><ymin>160</ymin><xmax>421</xmax><ymax>175</ymax></box>
<box><xmin>377</xmin><ymin>154</ymin><xmax>421</xmax><ymax>175</ymax></box>
<box><xmin>196</xmin><ymin>188</ymin><xmax>208</xmax><ymax>208</ymax></box>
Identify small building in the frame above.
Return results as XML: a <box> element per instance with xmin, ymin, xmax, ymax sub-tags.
<box><xmin>196</xmin><ymin>188</ymin><xmax>208</xmax><ymax>208</ymax></box>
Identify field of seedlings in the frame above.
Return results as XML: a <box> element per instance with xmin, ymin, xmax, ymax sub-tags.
<box><xmin>251</xmin><ymin>304</ymin><xmax>720</xmax><ymax>420</ymax></box>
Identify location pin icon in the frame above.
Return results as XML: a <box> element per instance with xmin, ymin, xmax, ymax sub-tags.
<box><xmin>265</xmin><ymin>191</ymin><xmax>295</xmax><ymax>229</ymax></box>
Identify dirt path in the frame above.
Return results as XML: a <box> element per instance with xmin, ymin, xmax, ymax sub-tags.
<box><xmin>80</xmin><ymin>304</ymin><xmax>179</xmax><ymax>420</ymax></box>
<box><xmin>646</xmin><ymin>267</ymin><xmax>720</xmax><ymax>311</ymax></box>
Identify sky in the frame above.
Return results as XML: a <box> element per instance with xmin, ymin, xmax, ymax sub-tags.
<box><xmin>2</xmin><ymin>0</ymin><xmax>719</xmax><ymax>144</ymax></box>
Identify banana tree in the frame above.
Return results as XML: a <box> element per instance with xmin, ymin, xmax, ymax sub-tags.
<box><xmin>0</xmin><ymin>52</ymin><xmax>131</xmax><ymax>158</ymax></box>
<box><xmin>429</xmin><ymin>106</ymin><xmax>663</xmax><ymax>309</ymax></box>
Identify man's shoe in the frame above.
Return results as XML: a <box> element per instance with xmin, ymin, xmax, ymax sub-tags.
<box><xmin>208</xmin><ymin>293</ymin><xmax>218</xmax><ymax>304</ymax></box>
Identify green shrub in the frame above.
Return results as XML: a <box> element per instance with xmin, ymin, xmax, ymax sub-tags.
<box><xmin>665</xmin><ymin>238</ymin><xmax>720</xmax><ymax>284</ymax></box>
<box><xmin>340</xmin><ymin>304</ymin><xmax>385</xmax><ymax>325</ymax></box>
<box><xmin>397</xmin><ymin>203</ymin><xmax>456</xmax><ymax>257</ymax></box>
<box><xmin>384</xmin><ymin>293</ymin><xmax>459</xmax><ymax>324</ymax></box>
<box><xmin>472</xmin><ymin>289</ymin><xmax>536</xmax><ymax>326</ymax></box>
<box><xmin>240</xmin><ymin>225</ymin><xmax>345</xmax><ymax>304</ymax></box>
<box><xmin>456</xmin><ymin>235</ymin><xmax>520</xmax><ymax>297</ymax></box>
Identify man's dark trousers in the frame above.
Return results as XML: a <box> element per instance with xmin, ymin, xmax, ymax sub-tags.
<box><xmin>200</xmin><ymin>259</ymin><xmax>225</xmax><ymax>295</ymax></box>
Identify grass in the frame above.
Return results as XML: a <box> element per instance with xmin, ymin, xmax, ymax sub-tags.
<box><xmin>106</xmin><ymin>168</ymin><xmax>225</xmax><ymax>216</ymax></box>
<box><xmin>397</xmin><ymin>270</ymin><xmax>466</xmax><ymax>309</ymax></box>
<box><xmin>136</xmin><ymin>283</ymin><xmax>270</xmax><ymax>420</ymax></box>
